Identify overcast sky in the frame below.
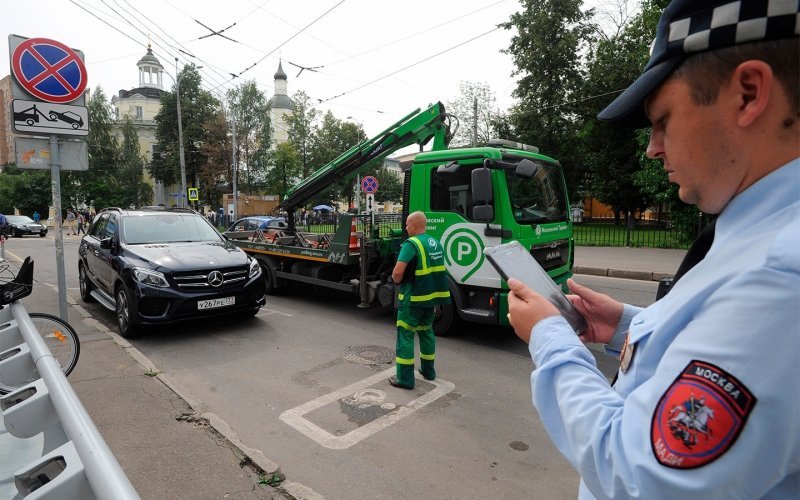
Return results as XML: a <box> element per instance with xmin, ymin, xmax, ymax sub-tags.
<box><xmin>1</xmin><ymin>0</ymin><xmax>534</xmax><ymax>137</ymax></box>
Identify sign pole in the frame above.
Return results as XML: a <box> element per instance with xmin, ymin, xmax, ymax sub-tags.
<box><xmin>50</xmin><ymin>134</ymin><xmax>68</xmax><ymax>321</ymax></box>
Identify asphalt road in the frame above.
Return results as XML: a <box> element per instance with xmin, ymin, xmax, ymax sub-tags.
<box><xmin>3</xmin><ymin>235</ymin><xmax>657</xmax><ymax>499</ymax></box>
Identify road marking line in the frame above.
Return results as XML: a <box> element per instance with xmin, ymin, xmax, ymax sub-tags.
<box><xmin>257</xmin><ymin>308</ymin><xmax>293</xmax><ymax>317</ymax></box>
<box><xmin>279</xmin><ymin>367</ymin><xmax>454</xmax><ymax>450</ymax></box>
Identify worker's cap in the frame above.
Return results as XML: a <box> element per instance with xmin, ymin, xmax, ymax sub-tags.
<box><xmin>598</xmin><ymin>0</ymin><xmax>800</xmax><ymax>128</ymax></box>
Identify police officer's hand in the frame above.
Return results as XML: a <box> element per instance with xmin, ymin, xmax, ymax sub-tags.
<box><xmin>507</xmin><ymin>278</ymin><xmax>560</xmax><ymax>344</ymax></box>
<box><xmin>565</xmin><ymin>279</ymin><xmax>623</xmax><ymax>345</ymax></box>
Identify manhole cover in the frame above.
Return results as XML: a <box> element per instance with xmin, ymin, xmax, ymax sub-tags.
<box><xmin>344</xmin><ymin>345</ymin><xmax>394</xmax><ymax>365</ymax></box>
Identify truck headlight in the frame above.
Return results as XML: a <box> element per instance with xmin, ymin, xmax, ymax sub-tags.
<box><xmin>248</xmin><ymin>257</ymin><xmax>261</xmax><ymax>278</ymax></box>
<box><xmin>133</xmin><ymin>268</ymin><xmax>170</xmax><ymax>287</ymax></box>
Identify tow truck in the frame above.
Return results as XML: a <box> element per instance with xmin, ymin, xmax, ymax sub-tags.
<box><xmin>233</xmin><ymin>102</ymin><xmax>575</xmax><ymax>335</ymax></box>
<box><xmin>13</xmin><ymin>104</ymin><xmax>55</xmax><ymax>126</ymax></box>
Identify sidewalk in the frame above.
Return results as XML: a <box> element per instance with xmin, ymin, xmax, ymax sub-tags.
<box><xmin>573</xmin><ymin>246</ymin><xmax>686</xmax><ymax>281</ymax></box>
<box><xmin>4</xmin><ymin>274</ymin><xmax>292</xmax><ymax>499</ymax></box>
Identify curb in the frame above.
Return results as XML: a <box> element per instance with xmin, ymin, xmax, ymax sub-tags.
<box><xmin>573</xmin><ymin>266</ymin><xmax>673</xmax><ymax>282</ymax></box>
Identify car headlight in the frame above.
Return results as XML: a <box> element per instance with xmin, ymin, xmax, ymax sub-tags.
<box><xmin>248</xmin><ymin>257</ymin><xmax>261</xmax><ymax>278</ymax></box>
<box><xmin>133</xmin><ymin>268</ymin><xmax>170</xmax><ymax>287</ymax></box>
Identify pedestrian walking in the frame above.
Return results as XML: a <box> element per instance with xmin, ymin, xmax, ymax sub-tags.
<box><xmin>32</xmin><ymin>211</ymin><xmax>40</xmax><ymax>223</ymax></box>
<box><xmin>506</xmin><ymin>1</ymin><xmax>799</xmax><ymax>498</ymax></box>
<box><xmin>76</xmin><ymin>211</ymin><xmax>86</xmax><ymax>235</ymax></box>
<box><xmin>388</xmin><ymin>211</ymin><xmax>451</xmax><ymax>389</ymax></box>
<box><xmin>0</xmin><ymin>211</ymin><xmax>8</xmax><ymax>237</ymax></box>
<box><xmin>65</xmin><ymin>208</ymin><xmax>77</xmax><ymax>235</ymax></box>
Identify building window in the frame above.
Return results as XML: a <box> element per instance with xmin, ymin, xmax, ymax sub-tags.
<box><xmin>135</xmin><ymin>106</ymin><xmax>143</xmax><ymax>120</ymax></box>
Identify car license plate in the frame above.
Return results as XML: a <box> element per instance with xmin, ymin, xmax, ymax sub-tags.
<box><xmin>197</xmin><ymin>296</ymin><xmax>235</xmax><ymax>310</ymax></box>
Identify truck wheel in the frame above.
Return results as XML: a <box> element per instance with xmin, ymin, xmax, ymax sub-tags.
<box><xmin>261</xmin><ymin>262</ymin><xmax>278</xmax><ymax>294</ymax></box>
<box><xmin>433</xmin><ymin>302</ymin><xmax>461</xmax><ymax>337</ymax></box>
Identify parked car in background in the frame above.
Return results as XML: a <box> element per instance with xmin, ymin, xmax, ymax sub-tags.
<box><xmin>5</xmin><ymin>215</ymin><xmax>47</xmax><ymax>237</ymax></box>
<box><xmin>223</xmin><ymin>216</ymin><xmax>287</xmax><ymax>240</ymax></box>
<box><xmin>78</xmin><ymin>207</ymin><xmax>266</xmax><ymax>337</ymax></box>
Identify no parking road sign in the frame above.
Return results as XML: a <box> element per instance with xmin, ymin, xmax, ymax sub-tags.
<box><xmin>361</xmin><ymin>175</ymin><xmax>379</xmax><ymax>193</ymax></box>
<box><xmin>9</xmin><ymin>35</ymin><xmax>87</xmax><ymax>105</ymax></box>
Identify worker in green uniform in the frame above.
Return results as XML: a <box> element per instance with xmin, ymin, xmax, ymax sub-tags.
<box><xmin>389</xmin><ymin>211</ymin><xmax>451</xmax><ymax>389</ymax></box>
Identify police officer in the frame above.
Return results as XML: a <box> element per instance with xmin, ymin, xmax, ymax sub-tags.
<box><xmin>389</xmin><ymin>211</ymin><xmax>450</xmax><ymax>389</ymax></box>
<box><xmin>506</xmin><ymin>0</ymin><xmax>799</xmax><ymax>497</ymax></box>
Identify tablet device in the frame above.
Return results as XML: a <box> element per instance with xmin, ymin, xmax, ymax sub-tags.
<box><xmin>484</xmin><ymin>241</ymin><xmax>587</xmax><ymax>334</ymax></box>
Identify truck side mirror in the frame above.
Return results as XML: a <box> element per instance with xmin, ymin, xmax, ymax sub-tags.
<box><xmin>471</xmin><ymin>167</ymin><xmax>492</xmax><ymax>203</ymax></box>
<box><xmin>472</xmin><ymin>205</ymin><xmax>494</xmax><ymax>222</ymax></box>
<box><xmin>471</xmin><ymin>167</ymin><xmax>494</xmax><ymax>222</ymax></box>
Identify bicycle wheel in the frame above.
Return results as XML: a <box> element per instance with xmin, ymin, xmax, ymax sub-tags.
<box><xmin>0</xmin><ymin>312</ymin><xmax>80</xmax><ymax>395</ymax></box>
<box><xmin>28</xmin><ymin>313</ymin><xmax>80</xmax><ymax>378</ymax></box>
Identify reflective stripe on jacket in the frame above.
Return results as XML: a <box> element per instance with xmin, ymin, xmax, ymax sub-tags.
<box><xmin>397</xmin><ymin>234</ymin><xmax>451</xmax><ymax>307</ymax></box>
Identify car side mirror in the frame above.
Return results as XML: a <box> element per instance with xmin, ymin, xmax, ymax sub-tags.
<box><xmin>99</xmin><ymin>238</ymin><xmax>112</xmax><ymax>249</ymax></box>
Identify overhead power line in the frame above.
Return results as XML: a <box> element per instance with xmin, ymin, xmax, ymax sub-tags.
<box><xmin>320</xmin><ymin>26</ymin><xmax>501</xmax><ymax>103</ymax></box>
<box><xmin>195</xmin><ymin>20</ymin><xmax>239</xmax><ymax>42</ymax></box>
<box><xmin>233</xmin><ymin>0</ymin><xmax>346</xmax><ymax>78</ymax></box>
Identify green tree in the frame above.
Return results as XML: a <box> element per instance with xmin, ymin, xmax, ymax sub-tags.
<box><xmin>577</xmin><ymin>0</ymin><xmax>669</xmax><ymax>222</ymax></box>
<box><xmin>502</xmin><ymin>0</ymin><xmax>595</xmax><ymax>192</ymax></box>
<box><xmin>308</xmin><ymin>112</ymin><xmax>361</xmax><ymax>205</ymax></box>
<box><xmin>150</xmin><ymin>65</ymin><xmax>219</xmax><ymax>190</ymax></box>
<box><xmin>444</xmin><ymin>81</ymin><xmax>500</xmax><ymax>147</ymax></box>
<box><xmin>227</xmin><ymin>81</ymin><xmax>271</xmax><ymax>194</ymax></box>
<box><xmin>0</xmin><ymin>166</ymin><xmax>51</xmax><ymax>215</ymax></box>
<box><xmin>64</xmin><ymin>86</ymin><xmax>122</xmax><ymax>210</ymax></box>
<box><xmin>267</xmin><ymin>142</ymin><xmax>302</xmax><ymax>198</ymax></box>
<box><xmin>373</xmin><ymin>167</ymin><xmax>402</xmax><ymax>204</ymax></box>
<box><xmin>119</xmin><ymin>116</ymin><xmax>152</xmax><ymax>207</ymax></box>
<box><xmin>285</xmin><ymin>91</ymin><xmax>320</xmax><ymax>178</ymax></box>
<box><xmin>199</xmin><ymin>110</ymin><xmax>233</xmax><ymax>207</ymax></box>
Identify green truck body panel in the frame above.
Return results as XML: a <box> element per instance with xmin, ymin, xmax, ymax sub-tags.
<box><xmin>232</xmin><ymin>102</ymin><xmax>574</xmax><ymax>334</ymax></box>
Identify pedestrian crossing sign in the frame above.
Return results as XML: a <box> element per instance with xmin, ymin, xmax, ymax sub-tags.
<box><xmin>188</xmin><ymin>187</ymin><xmax>199</xmax><ymax>201</ymax></box>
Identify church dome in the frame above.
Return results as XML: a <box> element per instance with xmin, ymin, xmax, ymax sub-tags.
<box><xmin>274</xmin><ymin>61</ymin><xmax>287</xmax><ymax>81</ymax></box>
<box><xmin>268</xmin><ymin>94</ymin><xmax>294</xmax><ymax>110</ymax></box>
<box><xmin>137</xmin><ymin>47</ymin><xmax>163</xmax><ymax>69</ymax></box>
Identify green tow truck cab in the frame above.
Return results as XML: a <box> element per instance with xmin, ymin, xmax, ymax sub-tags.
<box><xmin>232</xmin><ymin>102</ymin><xmax>574</xmax><ymax>335</ymax></box>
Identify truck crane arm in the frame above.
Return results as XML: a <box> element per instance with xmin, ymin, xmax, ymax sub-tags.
<box><xmin>278</xmin><ymin>102</ymin><xmax>452</xmax><ymax>211</ymax></box>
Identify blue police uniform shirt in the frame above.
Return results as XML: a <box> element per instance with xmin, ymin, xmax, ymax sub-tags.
<box><xmin>527</xmin><ymin>158</ymin><xmax>799</xmax><ymax>499</ymax></box>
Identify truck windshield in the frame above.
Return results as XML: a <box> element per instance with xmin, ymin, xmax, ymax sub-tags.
<box><xmin>505</xmin><ymin>161</ymin><xmax>568</xmax><ymax>224</ymax></box>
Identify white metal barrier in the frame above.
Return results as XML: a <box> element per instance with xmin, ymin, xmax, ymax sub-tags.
<box><xmin>0</xmin><ymin>302</ymin><xmax>139</xmax><ymax>499</ymax></box>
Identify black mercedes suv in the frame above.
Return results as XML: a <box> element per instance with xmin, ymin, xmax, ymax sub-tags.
<box><xmin>78</xmin><ymin>207</ymin><xmax>266</xmax><ymax>337</ymax></box>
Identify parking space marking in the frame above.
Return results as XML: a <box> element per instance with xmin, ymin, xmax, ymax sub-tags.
<box><xmin>256</xmin><ymin>308</ymin><xmax>294</xmax><ymax>317</ymax></box>
<box><xmin>279</xmin><ymin>367</ymin><xmax>455</xmax><ymax>450</ymax></box>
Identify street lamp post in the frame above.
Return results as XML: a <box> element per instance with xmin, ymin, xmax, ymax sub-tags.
<box><xmin>174</xmin><ymin>59</ymin><xmax>202</xmax><ymax>208</ymax></box>
<box><xmin>175</xmin><ymin>59</ymin><xmax>187</xmax><ymax>207</ymax></box>
<box><xmin>346</xmin><ymin>116</ymin><xmax>363</xmax><ymax>212</ymax></box>
<box><xmin>231</xmin><ymin>112</ymin><xmax>238</xmax><ymax>223</ymax></box>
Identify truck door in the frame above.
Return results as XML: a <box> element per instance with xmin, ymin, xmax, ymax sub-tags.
<box><xmin>427</xmin><ymin>163</ymin><xmax>504</xmax><ymax>289</ymax></box>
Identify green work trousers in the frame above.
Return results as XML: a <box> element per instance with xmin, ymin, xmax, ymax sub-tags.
<box><xmin>395</xmin><ymin>306</ymin><xmax>436</xmax><ymax>387</ymax></box>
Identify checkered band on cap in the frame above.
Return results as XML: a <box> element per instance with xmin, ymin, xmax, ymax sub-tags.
<box><xmin>667</xmin><ymin>0</ymin><xmax>799</xmax><ymax>55</ymax></box>
<box><xmin>598</xmin><ymin>0</ymin><xmax>799</xmax><ymax>126</ymax></box>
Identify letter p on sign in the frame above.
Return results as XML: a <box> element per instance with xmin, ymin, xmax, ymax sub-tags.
<box><xmin>457</xmin><ymin>241</ymin><xmax>471</xmax><ymax>261</ymax></box>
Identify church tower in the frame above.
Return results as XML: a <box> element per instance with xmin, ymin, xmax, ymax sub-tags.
<box><xmin>110</xmin><ymin>44</ymin><xmax>168</xmax><ymax>205</ymax></box>
<box><xmin>268</xmin><ymin>61</ymin><xmax>294</xmax><ymax>146</ymax></box>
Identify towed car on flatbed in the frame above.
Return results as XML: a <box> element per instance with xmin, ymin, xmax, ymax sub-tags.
<box><xmin>78</xmin><ymin>207</ymin><xmax>266</xmax><ymax>337</ymax></box>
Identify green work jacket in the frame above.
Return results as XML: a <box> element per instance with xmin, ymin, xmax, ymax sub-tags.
<box><xmin>397</xmin><ymin>233</ymin><xmax>451</xmax><ymax>308</ymax></box>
